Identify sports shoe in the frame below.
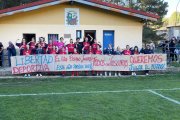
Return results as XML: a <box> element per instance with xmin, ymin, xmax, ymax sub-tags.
<box><xmin>118</xmin><ymin>73</ymin><xmax>121</xmax><ymax>76</ymax></box>
<box><xmin>105</xmin><ymin>72</ymin><xmax>107</xmax><ymax>76</ymax></box>
<box><xmin>146</xmin><ymin>73</ymin><xmax>149</xmax><ymax>76</ymax></box>
<box><xmin>115</xmin><ymin>73</ymin><xmax>117</xmax><ymax>77</ymax></box>
<box><xmin>109</xmin><ymin>72</ymin><xmax>111</xmax><ymax>76</ymax></box>
<box><xmin>131</xmin><ymin>72</ymin><xmax>134</xmax><ymax>76</ymax></box>
<box><xmin>24</xmin><ymin>74</ymin><xmax>27</xmax><ymax>77</ymax></box>
<box><xmin>28</xmin><ymin>74</ymin><xmax>31</xmax><ymax>77</ymax></box>
<box><xmin>39</xmin><ymin>74</ymin><xmax>42</xmax><ymax>77</ymax></box>
<box><xmin>36</xmin><ymin>74</ymin><xmax>39</xmax><ymax>77</ymax></box>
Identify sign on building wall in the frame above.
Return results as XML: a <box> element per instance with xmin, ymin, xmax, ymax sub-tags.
<box><xmin>11</xmin><ymin>54</ymin><xmax>167</xmax><ymax>74</ymax></box>
<box><xmin>65</xmin><ymin>8</ymin><xmax>80</xmax><ymax>26</ymax></box>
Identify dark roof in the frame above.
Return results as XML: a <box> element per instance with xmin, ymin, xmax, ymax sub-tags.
<box><xmin>0</xmin><ymin>0</ymin><xmax>159</xmax><ymax>21</ymax></box>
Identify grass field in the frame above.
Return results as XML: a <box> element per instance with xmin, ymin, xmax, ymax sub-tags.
<box><xmin>0</xmin><ymin>74</ymin><xmax>180</xmax><ymax>120</ymax></box>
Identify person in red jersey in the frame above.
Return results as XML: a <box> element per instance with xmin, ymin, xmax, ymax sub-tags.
<box><xmin>95</xmin><ymin>45</ymin><xmax>102</xmax><ymax>55</ymax></box>
<box><xmin>92</xmin><ymin>39</ymin><xmax>101</xmax><ymax>54</ymax></box>
<box><xmin>122</xmin><ymin>45</ymin><xmax>132</xmax><ymax>55</ymax></box>
<box><xmin>66</xmin><ymin>39</ymin><xmax>75</xmax><ymax>54</ymax></box>
<box><xmin>23</xmin><ymin>45</ymin><xmax>31</xmax><ymax>56</ymax></box>
<box><xmin>39</xmin><ymin>37</ymin><xmax>47</xmax><ymax>54</ymax></box>
<box><xmin>16</xmin><ymin>38</ymin><xmax>27</xmax><ymax>56</ymax></box>
<box><xmin>59</xmin><ymin>46</ymin><xmax>66</xmax><ymax>54</ymax></box>
<box><xmin>131</xmin><ymin>46</ymin><xmax>140</xmax><ymax>76</ymax></box>
<box><xmin>27</xmin><ymin>37</ymin><xmax>36</xmax><ymax>54</ymax></box>
<box><xmin>46</xmin><ymin>40</ymin><xmax>54</xmax><ymax>54</ymax></box>
<box><xmin>50</xmin><ymin>46</ymin><xmax>57</xmax><ymax>54</ymax></box>
<box><xmin>95</xmin><ymin>45</ymin><xmax>103</xmax><ymax>76</ymax></box>
<box><xmin>23</xmin><ymin>45</ymin><xmax>31</xmax><ymax>77</ymax></box>
<box><xmin>132</xmin><ymin>46</ymin><xmax>139</xmax><ymax>55</ymax></box>
<box><xmin>71</xmin><ymin>48</ymin><xmax>79</xmax><ymax>76</ymax></box>
<box><xmin>59</xmin><ymin>47</ymin><xmax>66</xmax><ymax>76</ymax></box>
<box><xmin>87</xmin><ymin>46</ymin><xmax>94</xmax><ymax>54</ymax></box>
<box><xmin>122</xmin><ymin>45</ymin><xmax>132</xmax><ymax>76</ymax></box>
<box><xmin>85</xmin><ymin>46</ymin><xmax>94</xmax><ymax>76</ymax></box>
<box><xmin>83</xmin><ymin>37</ymin><xmax>90</xmax><ymax>54</ymax></box>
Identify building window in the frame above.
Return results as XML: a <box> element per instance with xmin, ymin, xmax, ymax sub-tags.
<box><xmin>23</xmin><ymin>34</ymin><xmax>36</xmax><ymax>43</ymax></box>
<box><xmin>76</xmin><ymin>30</ymin><xmax>82</xmax><ymax>39</ymax></box>
<box><xmin>48</xmin><ymin>34</ymin><xmax>59</xmax><ymax>43</ymax></box>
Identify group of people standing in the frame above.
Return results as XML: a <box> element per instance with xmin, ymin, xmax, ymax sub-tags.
<box><xmin>159</xmin><ymin>37</ymin><xmax>180</xmax><ymax>62</ymax></box>
<box><xmin>2</xmin><ymin>36</ymin><xmax>155</xmax><ymax>77</ymax></box>
<box><xmin>14</xmin><ymin>37</ymin><xmax>103</xmax><ymax>56</ymax></box>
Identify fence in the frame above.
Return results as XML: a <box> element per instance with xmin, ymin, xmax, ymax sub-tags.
<box><xmin>155</xmin><ymin>46</ymin><xmax>180</xmax><ymax>64</ymax></box>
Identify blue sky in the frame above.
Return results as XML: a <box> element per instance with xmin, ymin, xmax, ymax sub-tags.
<box><xmin>165</xmin><ymin>0</ymin><xmax>180</xmax><ymax>17</ymax></box>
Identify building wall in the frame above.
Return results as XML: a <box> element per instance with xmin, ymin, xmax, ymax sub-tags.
<box><xmin>0</xmin><ymin>3</ymin><xmax>143</xmax><ymax>49</ymax></box>
<box><xmin>167</xmin><ymin>26</ymin><xmax>180</xmax><ymax>39</ymax></box>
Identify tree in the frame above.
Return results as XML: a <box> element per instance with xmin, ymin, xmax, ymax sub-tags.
<box><xmin>101</xmin><ymin>0</ymin><xmax>168</xmax><ymax>43</ymax></box>
<box><xmin>168</xmin><ymin>12</ymin><xmax>180</xmax><ymax>26</ymax></box>
<box><xmin>0</xmin><ymin>0</ymin><xmax>39</xmax><ymax>9</ymax></box>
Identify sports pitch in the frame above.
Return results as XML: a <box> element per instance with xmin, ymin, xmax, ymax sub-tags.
<box><xmin>0</xmin><ymin>74</ymin><xmax>179</xmax><ymax>120</ymax></box>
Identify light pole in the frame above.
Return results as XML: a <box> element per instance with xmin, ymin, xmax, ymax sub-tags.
<box><xmin>175</xmin><ymin>0</ymin><xmax>180</xmax><ymax>26</ymax></box>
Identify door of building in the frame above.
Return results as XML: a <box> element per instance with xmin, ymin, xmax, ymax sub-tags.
<box><xmin>103</xmin><ymin>31</ymin><xmax>114</xmax><ymax>50</ymax></box>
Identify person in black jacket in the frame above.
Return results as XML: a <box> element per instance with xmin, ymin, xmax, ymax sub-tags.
<box><xmin>169</xmin><ymin>39</ymin><xmax>177</xmax><ymax>61</ymax></box>
<box><xmin>104</xmin><ymin>44</ymin><xmax>114</xmax><ymax>55</ymax></box>
<box><xmin>0</xmin><ymin>42</ymin><xmax>4</xmax><ymax>67</ymax></box>
<box><xmin>144</xmin><ymin>45</ymin><xmax>154</xmax><ymax>54</ymax></box>
<box><xmin>75</xmin><ymin>38</ymin><xmax>83</xmax><ymax>54</ymax></box>
<box><xmin>104</xmin><ymin>44</ymin><xmax>114</xmax><ymax>76</ymax></box>
<box><xmin>7</xmin><ymin>41</ymin><xmax>16</xmax><ymax>67</ymax></box>
<box><xmin>159</xmin><ymin>41</ymin><xmax>169</xmax><ymax>53</ymax></box>
<box><xmin>143</xmin><ymin>45</ymin><xmax>154</xmax><ymax>75</ymax></box>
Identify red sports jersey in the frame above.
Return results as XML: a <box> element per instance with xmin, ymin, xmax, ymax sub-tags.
<box><xmin>92</xmin><ymin>43</ymin><xmax>99</xmax><ymax>53</ymax></box>
<box><xmin>23</xmin><ymin>49</ymin><xmax>31</xmax><ymax>55</ymax></box>
<box><xmin>67</xmin><ymin>44</ymin><xmax>75</xmax><ymax>53</ymax></box>
<box><xmin>83</xmin><ymin>42</ymin><xmax>90</xmax><ymax>50</ymax></box>
<box><xmin>59</xmin><ymin>51</ymin><xmax>66</xmax><ymax>54</ymax></box>
<box><xmin>95</xmin><ymin>50</ymin><xmax>102</xmax><ymax>55</ymax></box>
<box><xmin>50</xmin><ymin>50</ymin><xmax>56</xmax><ymax>54</ymax></box>
<box><xmin>21</xmin><ymin>44</ymin><xmax>27</xmax><ymax>49</ymax></box>
<box><xmin>123</xmin><ymin>50</ymin><xmax>131</xmax><ymax>55</ymax></box>
<box><xmin>29</xmin><ymin>42</ymin><xmax>36</xmax><ymax>49</ymax></box>
<box><xmin>47</xmin><ymin>44</ymin><xmax>53</xmax><ymax>51</ymax></box>
<box><xmin>134</xmin><ymin>51</ymin><xmax>139</xmax><ymax>55</ymax></box>
<box><xmin>88</xmin><ymin>49</ymin><xmax>94</xmax><ymax>54</ymax></box>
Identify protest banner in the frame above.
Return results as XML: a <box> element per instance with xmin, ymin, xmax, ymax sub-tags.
<box><xmin>11</xmin><ymin>54</ymin><xmax>167</xmax><ymax>74</ymax></box>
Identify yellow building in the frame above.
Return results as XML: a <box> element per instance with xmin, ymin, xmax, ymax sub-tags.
<box><xmin>0</xmin><ymin>0</ymin><xmax>159</xmax><ymax>49</ymax></box>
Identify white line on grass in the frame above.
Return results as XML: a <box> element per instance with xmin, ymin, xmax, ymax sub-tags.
<box><xmin>148</xmin><ymin>90</ymin><xmax>180</xmax><ymax>105</ymax></box>
<box><xmin>0</xmin><ymin>88</ymin><xmax>180</xmax><ymax>98</ymax></box>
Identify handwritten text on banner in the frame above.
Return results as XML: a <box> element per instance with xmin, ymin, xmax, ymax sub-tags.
<box><xmin>11</xmin><ymin>54</ymin><xmax>167</xmax><ymax>74</ymax></box>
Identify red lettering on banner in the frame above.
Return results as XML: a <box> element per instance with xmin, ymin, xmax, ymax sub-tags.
<box><xmin>12</xmin><ymin>64</ymin><xmax>50</xmax><ymax>74</ymax></box>
<box><xmin>93</xmin><ymin>58</ymin><xmax>105</xmax><ymax>66</ymax></box>
<box><xmin>83</xmin><ymin>56</ymin><xmax>93</xmax><ymax>62</ymax></box>
<box><xmin>69</xmin><ymin>55</ymin><xmax>81</xmax><ymax>62</ymax></box>
<box><xmin>130</xmin><ymin>55</ymin><xmax>163</xmax><ymax>64</ymax></box>
<box><xmin>55</xmin><ymin>55</ymin><xmax>60</xmax><ymax>62</ymax></box>
<box><xmin>61</xmin><ymin>56</ymin><xmax>68</xmax><ymax>62</ymax></box>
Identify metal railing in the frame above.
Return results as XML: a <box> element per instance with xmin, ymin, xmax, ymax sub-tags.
<box><xmin>154</xmin><ymin>46</ymin><xmax>180</xmax><ymax>64</ymax></box>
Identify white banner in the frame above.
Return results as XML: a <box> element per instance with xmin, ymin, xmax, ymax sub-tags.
<box><xmin>11</xmin><ymin>54</ymin><xmax>167</xmax><ymax>74</ymax></box>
